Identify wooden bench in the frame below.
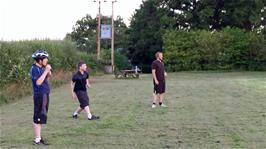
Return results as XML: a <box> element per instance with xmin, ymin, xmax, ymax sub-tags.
<box><xmin>115</xmin><ymin>69</ymin><xmax>140</xmax><ymax>79</ymax></box>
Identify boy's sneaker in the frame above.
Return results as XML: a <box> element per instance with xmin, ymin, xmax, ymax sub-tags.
<box><xmin>33</xmin><ymin>141</ymin><xmax>45</xmax><ymax>146</ymax></box>
<box><xmin>33</xmin><ymin>137</ymin><xmax>49</xmax><ymax>146</ymax></box>
<box><xmin>33</xmin><ymin>141</ymin><xmax>48</xmax><ymax>146</ymax></box>
<box><xmin>88</xmin><ymin>115</ymin><xmax>100</xmax><ymax>120</ymax></box>
<box><xmin>72</xmin><ymin>114</ymin><xmax>78</xmax><ymax>119</ymax></box>
<box><xmin>160</xmin><ymin>103</ymin><xmax>167</xmax><ymax>107</ymax></box>
<box><xmin>152</xmin><ymin>104</ymin><xmax>156</xmax><ymax>108</ymax></box>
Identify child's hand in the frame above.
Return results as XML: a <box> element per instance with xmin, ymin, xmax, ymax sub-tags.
<box><xmin>154</xmin><ymin>80</ymin><xmax>159</xmax><ymax>85</ymax></box>
<box><xmin>72</xmin><ymin>93</ymin><xmax>77</xmax><ymax>101</ymax></box>
<box><xmin>45</xmin><ymin>64</ymin><xmax>52</xmax><ymax>72</ymax></box>
<box><xmin>87</xmin><ymin>84</ymin><xmax>91</xmax><ymax>88</ymax></box>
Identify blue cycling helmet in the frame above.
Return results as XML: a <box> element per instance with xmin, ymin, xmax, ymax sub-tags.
<box><xmin>32</xmin><ymin>50</ymin><xmax>49</xmax><ymax>59</ymax></box>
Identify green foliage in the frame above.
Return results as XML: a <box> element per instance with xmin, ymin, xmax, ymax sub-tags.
<box><xmin>127</xmin><ymin>0</ymin><xmax>265</xmax><ymax>72</ymax></box>
<box><xmin>114</xmin><ymin>51</ymin><xmax>131</xmax><ymax>70</ymax></box>
<box><xmin>0</xmin><ymin>40</ymin><xmax>101</xmax><ymax>85</ymax></box>
<box><xmin>0</xmin><ymin>40</ymin><xmax>101</xmax><ymax>104</ymax></box>
<box><xmin>99</xmin><ymin>48</ymin><xmax>130</xmax><ymax>70</ymax></box>
<box><xmin>157</xmin><ymin>0</ymin><xmax>265</xmax><ymax>31</ymax></box>
<box><xmin>163</xmin><ymin>28</ymin><xmax>266</xmax><ymax>71</ymax></box>
<box><xmin>65</xmin><ymin>15</ymin><xmax>97</xmax><ymax>52</ymax></box>
<box><xmin>66</xmin><ymin>15</ymin><xmax>129</xmax><ymax>52</ymax></box>
<box><xmin>76</xmin><ymin>51</ymin><xmax>99</xmax><ymax>72</ymax></box>
<box><xmin>128</xmin><ymin>0</ymin><xmax>164</xmax><ymax>72</ymax></box>
<box><xmin>99</xmin><ymin>48</ymin><xmax>111</xmax><ymax>65</ymax></box>
<box><xmin>113</xmin><ymin>16</ymin><xmax>130</xmax><ymax>51</ymax></box>
<box><xmin>0</xmin><ymin>42</ymin><xmax>32</xmax><ymax>84</ymax></box>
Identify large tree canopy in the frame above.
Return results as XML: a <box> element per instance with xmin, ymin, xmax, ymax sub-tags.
<box><xmin>127</xmin><ymin>0</ymin><xmax>265</xmax><ymax>72</ymax></box>
<box><xmin>160</xmin><ymin>0</ymin><xmax>265</xmax><ymax>30</ymax></box>
<box><xmin>128</xmin><ymin>0</ymin><xmax>164</xmax><ymax>72</ymax></box>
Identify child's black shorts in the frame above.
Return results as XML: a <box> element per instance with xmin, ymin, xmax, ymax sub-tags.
<box><xmin>33</xmin><ymin>93</ymin><xmax>49</xmax><ymax>124</ymax></box>
<box><xmin>75</xmin><ymin>91</ymin><xmax>89</xmax><ymax>109</ymax></box>
<box><xmin>154</xmin><ymin>80</ymin><xmax>166</xmax><ymax>94</ymax></box>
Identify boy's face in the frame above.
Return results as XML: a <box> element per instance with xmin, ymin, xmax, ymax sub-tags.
<box><xmin>80</xmin><ymin>64</ymin><xmax>87</xmax><ymax>71</ymax></box>
<box><xmin>42</xmin><ymin>58</ymin><xmax>48</xmax><ymax>66</ymax></box>
<box><xmin>159</xmin><ymin>53</ymin><xmax>163</xmax><ymax>60</ymax></box>
<box><xmin>37</xmin><ymin>58</ymin><xmax>48</xmax><ymax>67</ymax></box>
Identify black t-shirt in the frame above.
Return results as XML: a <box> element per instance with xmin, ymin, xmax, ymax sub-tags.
<box><xmin>151</xmin><ymin>60</ymin><xmax>165</xmax><ymax>81</ymax></box>
<box><xmin>72</xmin><ymin>71</ymin><xmax>89</xmax><ymax>92</ymax></box>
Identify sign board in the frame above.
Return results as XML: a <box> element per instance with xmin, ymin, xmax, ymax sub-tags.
<box><xmin>101</xmin><ymin>25</ymin><xmax>112</xmax><ymax>39</ymax></box>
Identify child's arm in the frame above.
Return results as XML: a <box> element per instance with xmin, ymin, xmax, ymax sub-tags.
<box><xmin>70</xmin><ymin>81</ymin><xmax>77</xmax><ymax>100</ymax></box>
<box><xmin>86</xmin><ymin>79</ymin><xmax>91</xmax><ymax>88</ymax></box>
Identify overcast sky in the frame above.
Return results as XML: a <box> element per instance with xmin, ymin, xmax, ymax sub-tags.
<box><xmin>0</xmin><ymin>0</ymin><xmax>143</xmax><ymax>41</ymax></box>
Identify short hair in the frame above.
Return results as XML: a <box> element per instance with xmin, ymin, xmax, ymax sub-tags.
<box><xmin>78</xmin><ymin>61</ymin><xmax>86</xmax><ymax>68</ymax></box>
<box><xmin>155</xmin><ymin>52</ymin><xmax>162</xmax><ymax>58</ymax></box>
<box><xmin>34</xmin><ymin>57</ymin><xmax>46</xmax><ymax>63</ymax></box>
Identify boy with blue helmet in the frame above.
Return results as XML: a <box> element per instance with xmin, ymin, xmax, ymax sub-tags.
<box><xmin>30</xmin><ymin>50</ymin><xmax>52</xmax><ymax>146</ymax></box>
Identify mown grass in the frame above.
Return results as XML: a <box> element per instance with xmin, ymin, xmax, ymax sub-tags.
<box><xmin>0</xmin><ymin>72</ymin><xmax>265</xmax><ymax>149</ymax></box>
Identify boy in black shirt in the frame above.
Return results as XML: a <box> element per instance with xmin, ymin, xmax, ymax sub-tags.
<box><xmin>151</xmin><ymin>52</ymin><xmax>167</xmax><ymax>108</ymax></box>
<box><xmin>71</xmin><ymin>61</ymin><xmax>99</xmax><ymax>120</ymax></box>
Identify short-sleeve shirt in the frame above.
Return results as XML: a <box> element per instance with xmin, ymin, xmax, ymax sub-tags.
<box><xmin>30</xmin><ymin>64</ymin><xmax>50</xmax><ymax>94</ymax></box>
<box><xmin>72</xmin><ymin>71</ymin><xmax>89</xmax><ymax>92</ymax></box>
<box><xmin>151</xmin><ymin>60</ymin><xmax>165</xmax><ymax>81</ymax></box>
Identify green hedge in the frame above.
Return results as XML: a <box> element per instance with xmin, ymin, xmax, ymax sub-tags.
<box><xmin>163</xmin><ymin>28</ymin><xmax>266</xmax><ymax>71</ymax></box>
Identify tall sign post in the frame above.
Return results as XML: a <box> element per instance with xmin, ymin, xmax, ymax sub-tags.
<box><xmin>111</xmin><ymin>0</ymin><xmax>117</xmax><ymax>73</ymax></box>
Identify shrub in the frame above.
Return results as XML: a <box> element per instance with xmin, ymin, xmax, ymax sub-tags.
<box><xmin>0</xmin><ymin>39</ymin><xmax>101</xmax><ymax>104</ymax></box>
<box><xmin>99</xmin><ymin>48</ymin><xmax>130</xmax><ymax>70</ymax></box>
<box><xmin>163</xmin><ymin>28</ymin><xmax>266</xmax><ymax>71</ymax></box>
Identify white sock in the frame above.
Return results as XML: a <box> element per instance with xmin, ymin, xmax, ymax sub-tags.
<box><xmin>73</xmin><ymin>111</ymin><xmax>78</xmax><ymax>115</ymax></box>
<box><xmin>87</xmin><ymin>113</ymin><xmax>92</xmax><ymax>119</ymax></box>
<box><xmin>35</xmin><ymin>137</ymin><xmax>41</xmax><ymax>143</ymax></box>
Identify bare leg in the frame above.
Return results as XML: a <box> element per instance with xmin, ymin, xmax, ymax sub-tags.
<box><xmin>153</xmin><ymin>93</ymin><xmax>158</xmax><ymax>104</ymax></box>
<box><xmin>159</xmin><ymin>93</ymin><xmax>167</xmax><ymax>107</ymax></box>
<box><xmin>33</xmin><ymin>123</ymin><xmax>41</xmax><ymax>142</ymax></box>
<box><xmin>84</xmin><ymin>106</ymin><xmax>92</xmax><ymax>119</ymax></box>
<box><xmin>159</xmin><ymin>93</ymin><xmax>164</xmax><ymax>103</ymax></box>
<box><xmin>74</xmin><ymin>107</ymin><xmax>83</xmax><ymax>114</ymax></box>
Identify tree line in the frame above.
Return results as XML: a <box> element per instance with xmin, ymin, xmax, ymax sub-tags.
<box><xmin>67</xmin><ymin>0</ymin><xmax>266</xmax><ymax>72</ymax></box>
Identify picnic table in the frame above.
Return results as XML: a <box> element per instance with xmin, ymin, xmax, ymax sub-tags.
<box><xmin>115</xmin><ymin>69</ymin><xmax>141</xmax><ymax>79</ymax></box>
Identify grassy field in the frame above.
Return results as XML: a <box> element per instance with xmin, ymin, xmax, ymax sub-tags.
<box><xmin>0</xmin><ymin>72</ymin><xmax>265</xmax><ymax>149</ymax></box>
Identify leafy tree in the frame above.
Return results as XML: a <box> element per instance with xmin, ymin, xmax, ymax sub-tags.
<box><xmin>66</xmin><ymin>15</ymin><xmax>129</xmax><ymax>53</ymax></box>
<box><xmin>159</xmin><ymin>0</ymin><xmax>265</xmax><ymax>30</ymax></box>
<box><xmin>127</xmin><ymin>0</ymin><xmax>265</xmax><ymax>72</ymax></box>
<box><xmin>66</xmin><ymin>15</ymin><xmax>97</xmax><ymax>52</ymax></box>
<box><xmin>128</xmin><ymin>0</ymin><xmax>164</xmax><ymax>72</ymax></box>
